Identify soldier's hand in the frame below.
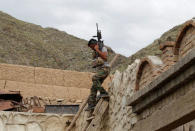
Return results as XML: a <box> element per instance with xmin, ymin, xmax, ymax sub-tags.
<box><xmin>94</xmin><ymin>44</ymin><xmax>99</xmax><ymax>51</ymax></box>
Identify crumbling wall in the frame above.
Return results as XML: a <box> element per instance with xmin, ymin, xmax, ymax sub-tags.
<box><xmin>0</xmin><ymin>111</ymin><xmax>74</xmax><ymax>131</ymax></box>
<box><xmin>174</xmin><ymin>19</ymin><xmax>195</xmax><ymax>59</ymax></box>
<box><xmin>102</xmin><ymin>60</ymin><xmax>140</xmax><ymax>131</ymax></box>
<box><xmin>74</xmin><ymin>19</ymin><xmax>195</xmax><ymax>131</ymax></box>
<box><xmin>73</xmin><ymin>60</ymin><xmax>140</xmax><ymax>131</ymax></box>
<box><xmin>101</xmin><ymin>19</ymin><xmax>195</xmax><ymax>131</ymax></box>
<box><xmin>98</xmin><ymin>56</ymin><xmax>163</xmax><ymax>130</ymax></box>
<box><xmin>135</xmin><ymin>56</ymin><xmax>163</xmax><ymax>90</ymax></box>
<box><xmin>159</xmin><ymin>41</ymin><xmax>177</xmax><ymax>70</ymax></box>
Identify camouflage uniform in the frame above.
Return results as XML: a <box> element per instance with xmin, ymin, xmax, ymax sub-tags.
<box><xmin>88</xmin><ymin>67</ymin><xmax>110</xmax><ymax>106</ymax></box>
<box><xmin>87</xmin><ymin>46</ymin><xmax>110</xmax><ymax>108</ymax></box>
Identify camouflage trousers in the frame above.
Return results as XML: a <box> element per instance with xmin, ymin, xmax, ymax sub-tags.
<box><xmin>88</xmin><ymin>67</ymin><xmax>110</xmax><ymax>106</ymax></box>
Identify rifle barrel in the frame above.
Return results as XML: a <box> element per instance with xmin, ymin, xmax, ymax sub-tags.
<box><xmin>96</xmin><ymin>23</ymin><xmax>98</xmax><ymax>31</ymax></box>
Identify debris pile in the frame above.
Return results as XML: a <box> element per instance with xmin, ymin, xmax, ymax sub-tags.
<box><xmin>0</xmin><ymin>89</ymin><xmax>80</xmax><ymax>114</ymax></box>
<box><xmin>0</xmin><ymin>90</ymin><xmax>45</xmax><ymax>112</ymax></box>
<box><xmin>0</xmin><ymin>90</ymin><xmax>23</xmax><ymax>111</ymax></box>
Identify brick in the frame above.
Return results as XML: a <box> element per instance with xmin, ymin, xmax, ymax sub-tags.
<box><xmin>67</xmin><ymin>87</ymin><xmax>81</xmax><ymax>99</ymax></box>
<box><xmin>180</xmin><ymin>42</ymin><xmax>194</xmax><ymax>58</ymax></box>
<box><xmin>0</xmin><ymin>80</ymin><xmax>5</xmax><ymax>89</ymax></box>
<box><xmin>0</xmin><ymin>64</ymin><xmax>35</xmax><ymax>83</ymax></box>
<box><xmin>181</xmin><ymin>46</ymin><xmax>194</xmax><ymax>56</ymax></box>
<box><xmin>63</xmin><ymin>70</ymin><xmax>93</xmax><ymax>89</ymax></box>
<box><xmin>35</xmin><ymin>67</ymin><xmax>53</xmax><ymax>85</ymax></box>
<box><xmin>127</xmin><ymin>49</ymin><xmax>195</xmax><ymax>106</ymax></box>
<box><xmin>50</xmin><ymin>69</ymin><xmax>65</xmax><ymax>87</ymax></box>
<box><xmin>159</xmin><ymin>41</ymin><xmax>175</xmax><ymax>51</ymax></box>
<box><xmin>161</xmin><ymin>54</ymin><xmax>174</xmax><ymax>60</ymax></box>
<box><xmin>52</xmin><ymin>85</ymin><xmax>69</xmax><ymax>99</ymax></box>
<box><xmin>34</xmin><ymin>84</ymin><xmax>54</xmax><ymax>98</ymax></box>
<box><xmin>80</xmin><ymin>88</ymin><xmax>90</xmax><ymax>99</ymax></box>
<box><xmin>5</xmin><ymin>80</ymin><xmax>35</xmax><ymax>98</ymax></box>
<box><xmin>162</xmin><ymin>48</ymin><xmax>173</xmax><ymax>53</ymax></box>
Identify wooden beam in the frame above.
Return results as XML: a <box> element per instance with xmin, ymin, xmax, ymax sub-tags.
<box><xmin>66</xmin><ymin>98</ymin><xmax>88</xmax><ymax>131</ymax></box>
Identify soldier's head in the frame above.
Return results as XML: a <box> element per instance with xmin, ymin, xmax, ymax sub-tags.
<box><xmin>88</xmin><ymin>39</ymin><xmax>97</xmax><ymax>49</ymax></box>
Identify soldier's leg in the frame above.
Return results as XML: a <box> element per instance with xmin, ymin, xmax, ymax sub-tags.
<box><xmin>85</xmin><ymin>84</ymin><xmax>97</xmax><ymax>111</ymax></box>
<box><xmin>85</xmin><ymin>73</ymin><xmax>99</xmax><ymax>111</ymax></box>
<box><xmin>86</xmin><ymin>68</ymin><xmax>110</xmax><ymax>111</ymax></box>
<box><xmin>96</xmin><ymin>80</ymin><xmax>107</xmax><ymax>94</ymax></box>
<box><xmin>93</xmin><ymin>67</ymin><xmax>110</xmax><ymax>95</ymax></box>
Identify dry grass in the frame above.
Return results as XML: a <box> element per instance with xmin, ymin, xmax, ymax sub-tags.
<box><xmin>0</xmin><ymin>11</ymin><xmax>184</xmax><ymax>73</ymax></box>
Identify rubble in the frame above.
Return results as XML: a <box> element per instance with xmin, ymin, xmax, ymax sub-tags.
<box><xmin>0</xmin><ymin>100</ymin><xmax>14</xmax><ymax>111</ymax></box>
<box><xmin>0</xmin><ymin>90</ymin><xmax>23</xmax><ymax>111</ymax></box>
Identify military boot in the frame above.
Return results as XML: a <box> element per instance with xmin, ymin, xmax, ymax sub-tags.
<box><xmin>85</xmin><ymin>104</ymin><xmax>96</xmax><ymax>111</ymax></box>
<box><xmin>99</xmin><ymin>92</ymin><xmax>109</xmax><ymax>98</ymax></box>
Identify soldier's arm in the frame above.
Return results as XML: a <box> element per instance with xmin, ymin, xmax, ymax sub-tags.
<box><xmin>94</xmin><ymin>45</ymin><xmax>107</xmax><ymax>61</ymax></box>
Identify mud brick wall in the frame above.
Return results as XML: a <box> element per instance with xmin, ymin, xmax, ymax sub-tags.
<box><xmin>138</xmin><ymin>63</ymin><xmax>152</xmax><ymax>90</ymax></box>
<box><xmin>160</xmin><ymin>41</ymin><xmax>177</xmax><ymax>71</ymax></box>
<box><xmin>135</xmin><ymin>56</ymin><xmax>163</xmax><ymax>91</ymax></box>
<box><xmin>0</xmin><ymin>63</ymin><xmax>111</xmax><ymax>103</ymax></box>
<box><xmin>103</xmin><ymin>60</ymin><xmax>140</xmax><ymax>131</ymax></box>
<box><xmin>129</xmin><ymin>49</ymin><xmax>195</xmax><ymax>131</ymax></box>
<box><xmin>98</xmin><ymin>50</ymin><xmax>194</xmax><ymax>131</ymax></box>
<box><xmin>174</xmin><ymin>19</ymin><xmax>195</xmax><ymax>59</ymax></box>
<box><xmin>179</xmin><ymin>26</ymin><xmax>195</xmax><ymax>58</ymax></box>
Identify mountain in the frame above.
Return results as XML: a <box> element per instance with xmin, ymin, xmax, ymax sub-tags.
<box><xmin>0</xmin><ymin>11</ymin><xmax>185</xmax><ymax>73</ymax></box>
<box><xmin>0</xmin><ymin>11</ymin><xmax>127</xmax><ymax>72</ymax></box>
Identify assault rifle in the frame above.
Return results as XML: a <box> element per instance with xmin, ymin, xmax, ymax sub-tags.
<box><xmin>91</xmin><ymin>23</ymin><xmax>105</xmax><ymax>68</ymax></box>
<box><xmin>93</xmin><ymin>23</ymin><xmax>104</xmax><ymax>51</ymax></box>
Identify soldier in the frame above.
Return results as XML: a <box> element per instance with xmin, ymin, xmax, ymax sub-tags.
<box><xmin>85</xmin><ymin>38</ymin><xmax>110</xmax><ymax>111</ymax></box>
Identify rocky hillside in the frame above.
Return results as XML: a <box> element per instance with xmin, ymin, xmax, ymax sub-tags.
<box><xmin>0</xmin><ymin>11</ymin><xmax>185</xmax><ymax>73</ymax></box>
<box><xmin>0</xmin><ymin>11</ymin><xmax>127</xmax><ymax>72</ymax></box>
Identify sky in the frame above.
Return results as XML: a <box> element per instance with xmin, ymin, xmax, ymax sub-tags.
<box><xmin>0</xmin><ymin>0</ymin><xmax>194</xmax><ymax>57</ymax></box>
